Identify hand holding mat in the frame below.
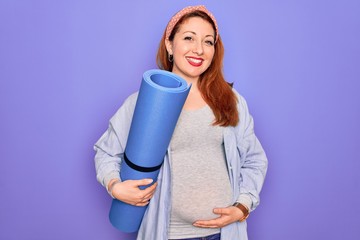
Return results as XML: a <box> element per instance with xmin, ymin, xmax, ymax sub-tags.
<box><xmin>109</xmin><ymin>69</ymin><xmax>191</xmax><ymax>232</ymax></box>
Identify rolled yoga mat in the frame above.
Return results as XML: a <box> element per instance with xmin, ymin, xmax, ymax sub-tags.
<box><xmin>109</xmin><ymin>69</ymin><xmax>191</xmax><ymax>232</ymax></box>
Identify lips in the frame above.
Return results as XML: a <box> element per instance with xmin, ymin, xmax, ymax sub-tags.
<box><xmin>186</xmin><ymin>57</ymin><xmax>203</xmax><ymax>67</ymax></box>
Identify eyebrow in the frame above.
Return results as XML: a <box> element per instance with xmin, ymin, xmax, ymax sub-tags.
<box><xmin>183</xmin><ymin>31</ymin><xmax>215</xmax><ymax>39</ymax></box>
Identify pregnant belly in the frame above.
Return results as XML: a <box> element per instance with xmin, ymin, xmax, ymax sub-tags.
<box><xmin>171</xmin><ymin>183</ymin><xmax>232</xmax><ymax>223</ymax></box>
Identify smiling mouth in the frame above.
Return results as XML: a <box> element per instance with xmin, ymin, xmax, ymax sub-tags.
<box><xmin>186</xmin><ymin>57</ymin><xmax>203</xmax><ymax>66</ymax></box>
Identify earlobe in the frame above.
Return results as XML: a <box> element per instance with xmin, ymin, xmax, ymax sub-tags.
<box><xmin>165</xmin><ymin>39</ymin><xmax>173</xmax><ymax>55</ymax></box>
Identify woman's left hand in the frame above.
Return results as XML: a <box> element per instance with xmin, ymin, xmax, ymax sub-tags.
<box><xmin>192</xmin><ymin>206</ymin><xmax>243</xmax><ymax>228</ymax></box>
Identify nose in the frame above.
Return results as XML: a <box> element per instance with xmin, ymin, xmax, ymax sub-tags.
<box><xmin>192</xmin><ymin>40</ymin><xmax>204</xmax><ymax>55</ymax></box>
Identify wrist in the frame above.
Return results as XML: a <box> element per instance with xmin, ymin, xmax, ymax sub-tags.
<box><xmin>237</xmin><ymin>194</ymin><xmax>252</xmax><ymax>210</ymax></box>
<box><xmin>107</xmin><ymin>178</ymin><xmax>121</xmax><ymax>199</ymax></box>
<box><xmin>233</xmin><ymin>202</ymin><xmax>250</xmax><ymax>222</ymax></box>
<box><xmin>104</xmin><ymin>171</ymin><xmax>120</xmax><ymax>190</ymax></box>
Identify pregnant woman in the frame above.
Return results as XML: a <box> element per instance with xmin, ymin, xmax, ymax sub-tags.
<box><xmin>94</xmin><ymin>5</ymin><xmax>268</xmax><ymax>240</ymax></box>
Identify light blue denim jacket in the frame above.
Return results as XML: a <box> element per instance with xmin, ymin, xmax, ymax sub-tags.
<box><xmin>94</xmin><ymin>90</ymin><xmax>268</xmax><ymax>240</ymax></box>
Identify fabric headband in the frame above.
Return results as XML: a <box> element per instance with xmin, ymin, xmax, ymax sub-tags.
<box><xmin>165</xmin><ymin>5</ymin><xmax>219</xmax><ymax>42</ymax></box>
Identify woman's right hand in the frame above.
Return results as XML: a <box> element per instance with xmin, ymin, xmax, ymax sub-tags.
<box><xmin>108</xmin><ymin>179</ymin><xmax>158</xmax><ymax>206</ymax></box>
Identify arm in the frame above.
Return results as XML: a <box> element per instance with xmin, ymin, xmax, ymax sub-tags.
<box><xmin>236</xmin><ymin>94</ymin><xmax>268</xmax><ymax>212</ymax></box>
<box><xmin>94</xmin><ymin>93</ymin><xmax>157</xmax><ymax>206</ymax></box>
<box><xmin>193</xmin><ymin>93</ymin><xmax>268</xmax><ymax>228</ymax></box>
<box><xmin>94</xmin><ymin>121</ymin><xmax>124</xmax><ymax>191</ymax></box>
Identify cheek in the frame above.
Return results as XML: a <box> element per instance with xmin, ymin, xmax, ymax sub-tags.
<box><xmin>207</xmin><ymin>50</ymin><xmax>215</xmax><ymax>61</ymax></box>
<box><xmin>173</xmin><ymin>43</ymin><xmax>190</xmax><ymax>54</ymax></box>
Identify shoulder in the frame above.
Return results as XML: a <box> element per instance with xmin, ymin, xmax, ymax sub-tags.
<box><xmin>123</xmin><ymin>91</ymin><xmax>139</xmax><ymax>108</ymax></box>
<box><xmin>230</xmin><ymin>88</ymin><xmax>254</xmax><ymax>134</ymax></box>
<box><xmin>110</xmin><ymin>91</ymin><xmax>139</xmax><ymax>124</ymax></box>
<box><xmin>119</xmin><ymin>91</ymin><xmax>139</xmax><ymax>112</ymax></box>
<box><xmin>232</xmin><ymin>88</ymin><xmax>249</xmax><ymax>112</ymax></box>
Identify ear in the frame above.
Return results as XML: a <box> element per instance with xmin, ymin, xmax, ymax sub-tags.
<box><xmin>165</xmin><ymin>39</ymin><xmax>173</xmax><ymax>55</ymax></box>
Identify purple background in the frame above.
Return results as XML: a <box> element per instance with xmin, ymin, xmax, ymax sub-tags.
<box><xmin>1</xmin><ymin>0</ymin><xmax>359</xmax><ymax>239</ymax></box>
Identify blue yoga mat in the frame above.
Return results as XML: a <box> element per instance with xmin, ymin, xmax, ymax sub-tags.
<box><xmin>109</xmin><ymin>69</ymin><xmax>191</xmax><ymax>232</ymax></box>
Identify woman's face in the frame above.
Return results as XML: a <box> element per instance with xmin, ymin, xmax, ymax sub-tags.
<box><xmin>166</xmin><ymin>17</ymin><xmax>215</xmax><ymax>83</ymax></box>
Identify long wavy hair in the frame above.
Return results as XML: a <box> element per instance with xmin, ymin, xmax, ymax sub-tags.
<box><xmin>156</xmin><ymin>10</ymin><xmax>239</xmax><ymax>127</ymax></box>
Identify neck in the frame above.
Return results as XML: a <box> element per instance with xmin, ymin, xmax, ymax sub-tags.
<box><xmin>183</xmin><ymin>82</ymin><xmax>207</xmax><ymax>110</ymax></box>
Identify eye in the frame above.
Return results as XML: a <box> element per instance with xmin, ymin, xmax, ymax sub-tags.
<box><xmin>205</xmin><ymin>40</ymin><xmax>214</xmax><ymax>46</ymax></box>
<box><xmin>184</xmin><ymin>36</ymin><xmax>193</xmax><ymax>41</ymax></box>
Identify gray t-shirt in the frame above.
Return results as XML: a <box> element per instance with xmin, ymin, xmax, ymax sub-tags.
<box><xmin>168</xmin><ymin>105</ymin><xmax>233</xmax><ymax>239</ymax></box>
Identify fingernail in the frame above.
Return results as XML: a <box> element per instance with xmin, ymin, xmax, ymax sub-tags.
<box><xmin>146</xmin><ymin>179</ymin><xmax>153</xmax><ymax>183</ymax></box>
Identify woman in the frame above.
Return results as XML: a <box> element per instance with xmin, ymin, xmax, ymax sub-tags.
<box><xmin>94</xmin><ymin>5</ymin><xmax>268</xmax><ymax>240</ymax></box>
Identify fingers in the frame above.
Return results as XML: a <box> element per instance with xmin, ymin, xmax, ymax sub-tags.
<box><xmin>133</xmin><ymin>178</ymin><xmax>154</xmax><ymax>187</ymax></box>
<box><xmin>193</xmin><ymin>218</ymin><xmax>222</xmax><ymax>228</ymax></box>
<box><xmin>134</xmin><ymin>182</ymin><xmax>158</xmax><ymax>206</ymax></box>
<box><xmin>121</xmin><ymin>179</ymin><xmax>157</xmax><ymax>206</ymax></box>
<box><xmin>134</xmin><ymin>199</ymin><xmax>151</xmax><ymax>207</ymax></box>
<box><xmin>193</xmin><ymin>209</ymin><xmax>226</xmax><ymax>228</ymax></box>
<box><xmin>193</xmin><ymin>207</ymin><xmax>237</xmax><ymax>228</ymax></box>
<box><xmin>213</xmin><ymin>207</ymin><xmax>231</xmax><ymax>215</ymax></box>
<box><xmin>142</xmin><ymin>182</ymin><xmax>158</xmax><ymax>199</ymax></box>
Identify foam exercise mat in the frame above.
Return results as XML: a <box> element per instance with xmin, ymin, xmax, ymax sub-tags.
<box><xmin>109</xmin><ymin>69</ymin><xmax>191</xmax><ymax>232</ymax></box>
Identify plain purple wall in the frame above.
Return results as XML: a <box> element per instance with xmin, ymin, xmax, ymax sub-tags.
<box><xmin>1</xmin><ymin>0</ymin><xmax>359</xmax><ymax>239</ymax></box>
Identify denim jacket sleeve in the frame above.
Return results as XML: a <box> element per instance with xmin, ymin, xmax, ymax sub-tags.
<box><xmin>94</xmin><ymin>92</ymin><xmax>138</xmax><ymax>190</ymax></box>
<box><xmin>234</xmin><ymin>91</ymin><xmax>268</xmax><ymax>211</ymax></box>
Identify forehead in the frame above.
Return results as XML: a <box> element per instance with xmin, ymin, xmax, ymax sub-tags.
<box><xmin>177</xmin><ymin>16</ymin><xmax>214</xmax><ymax>33</ymax></box>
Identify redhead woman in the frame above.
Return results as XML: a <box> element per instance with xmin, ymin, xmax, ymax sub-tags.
<box><xmin>94</xmin><ymin>5</ymin><xmax>268</xmax><ymax>240</ymax></box>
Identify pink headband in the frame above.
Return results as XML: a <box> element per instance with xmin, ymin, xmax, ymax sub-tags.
<box><xmin>165</xmin><ymin>5</ymin><xmax>219</xmax><ymax>42</ymax></box>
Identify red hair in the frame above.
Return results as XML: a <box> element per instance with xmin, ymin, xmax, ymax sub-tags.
<box><xmin>156</xmin><ymin>11</ymin><xmax>239</xmax><ymax>126</ymax></box>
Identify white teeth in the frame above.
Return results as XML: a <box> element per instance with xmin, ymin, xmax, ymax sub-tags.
<box><xmin>186</xmin><ymin>57</ymin><xmax>202</xmax><ymax>64</ymax></box>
